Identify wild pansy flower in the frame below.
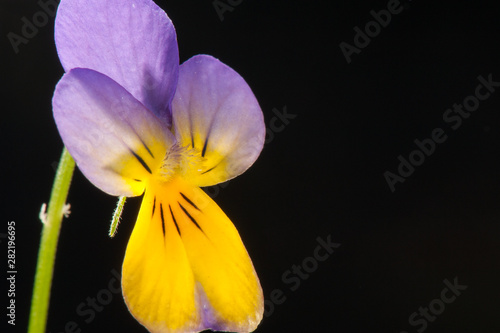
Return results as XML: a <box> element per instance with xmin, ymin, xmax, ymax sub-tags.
<box><xmin>52</xmin><ymin>0</ymin><xmax>264</xmax><ymax>332</ymax></box>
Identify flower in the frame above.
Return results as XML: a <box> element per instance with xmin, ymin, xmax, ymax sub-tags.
<box><xmin>52</xmin><ymin>0</ymin><xmax>265</xmax><ymax>332</ymax></box>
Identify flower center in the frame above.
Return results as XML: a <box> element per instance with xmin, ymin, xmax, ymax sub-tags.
<box><xmin>158</xmin><ymin>142</ymin><xmax>207</xmax><ymax>181</ymax></box>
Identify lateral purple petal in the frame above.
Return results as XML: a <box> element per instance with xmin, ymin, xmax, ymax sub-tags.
<box><xmin>172</xmin><ymin>55</ymin><xmax>265</xmax><ymax>186</ymax></box>
<box><xmin>55</xmin><ymin>0</ymin><xmax>179</xmax><ymax>124</ymax></box>
<box><xmin>53</xmin><ymin>68</ymin><xmax>174</xmax><ymax>197</ymax></box>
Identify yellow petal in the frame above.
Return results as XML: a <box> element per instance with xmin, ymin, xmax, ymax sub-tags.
<box><xmin>122</xmin><ymin>177</ymin><xmax>263</xmax><ymax>333</ymax></box>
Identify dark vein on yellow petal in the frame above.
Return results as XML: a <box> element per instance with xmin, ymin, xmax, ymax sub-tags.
<box><xmin>128</xmin><ymin>148</ymin><xmax>152</xmax><ymax>174</ymax></box>
<box><xmin>201</xmin><ymin>166</ymin><xmax>215</xmax><ymax>174</ymax></box>
<box><xmin>178</xmin><ymin>202</ymin><xmax>203</xmax><ymax>232</ymax></box>
<box><xmin>140</xmin><ymin>138</ymin><xmax>155</xmax><ymax>159</ymax></box>
<box><xmin>152</xmin><ymin>196</ymin><xmax>156</xmax><ymax>217</ymax></box>
<box><xmin>201</xmin><ymin>162</ymin><xmax>221</xmax><ymax>175</ymax></box>
<box><xmin>169</xmin><ymin>204</ymin><xmax>181</xmax><ymax>236</ymax></box>
<box><xmin>201</xmin><ymin>136</ymin><xmax>209</xmax><ymax>157</ymax></box>
<box><xmin>160</xmin><ymin>203</ymin><xmax>166</xmax><ymax>238</ymax></box>
<box><xmin>180</xmin><ymin>192</ymin><xmax>200</xmax><ymax>211</ymax></box>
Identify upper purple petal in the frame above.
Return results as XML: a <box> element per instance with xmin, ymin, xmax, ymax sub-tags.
<box><xmin>53</xmin><ymin>68</ymin><xmax>174</xmax><ymax>197</ymax></box>
<box><xmin>55</xmin><ymin>0</ymin><xmax>179</xmax><ymax>125</ymax></box>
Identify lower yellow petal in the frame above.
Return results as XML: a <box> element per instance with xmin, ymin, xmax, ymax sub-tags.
<box><xmin>122</xmin><ymin>177</ymin><xmax>263</xmax><ymax>333</ymax></box>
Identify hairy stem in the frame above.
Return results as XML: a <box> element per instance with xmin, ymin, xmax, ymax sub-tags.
<box><xmin>28</xmin><ymin>148</ymin><xmax>75</xmax><ymax>333</ymax></box>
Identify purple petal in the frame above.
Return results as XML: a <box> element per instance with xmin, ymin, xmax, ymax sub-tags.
<box><xmin>55</xmin><ymin>0</ymin><xmax>179</xmax><ymax>125</ymax></box>
<box><xmin>172</xmin><ymin>55</ymin><xmax>265</xmax><ymax>186</ymax></box>
<box><xmin>53</xmin><ymin>68</ymin><xmax>174</xmax><ymax>196</ymax></box>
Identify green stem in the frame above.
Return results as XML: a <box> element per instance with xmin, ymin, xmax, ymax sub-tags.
<box><xmin>28</xmin><ymin>148</ymin><xmax>75</xmax><ymax>333</ymax></box>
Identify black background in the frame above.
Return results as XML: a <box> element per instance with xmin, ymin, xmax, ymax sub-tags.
<box><xmin>2</xmin><ymin>0</ymin><xmax>500</xmax><ymax>332</ymax></box>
